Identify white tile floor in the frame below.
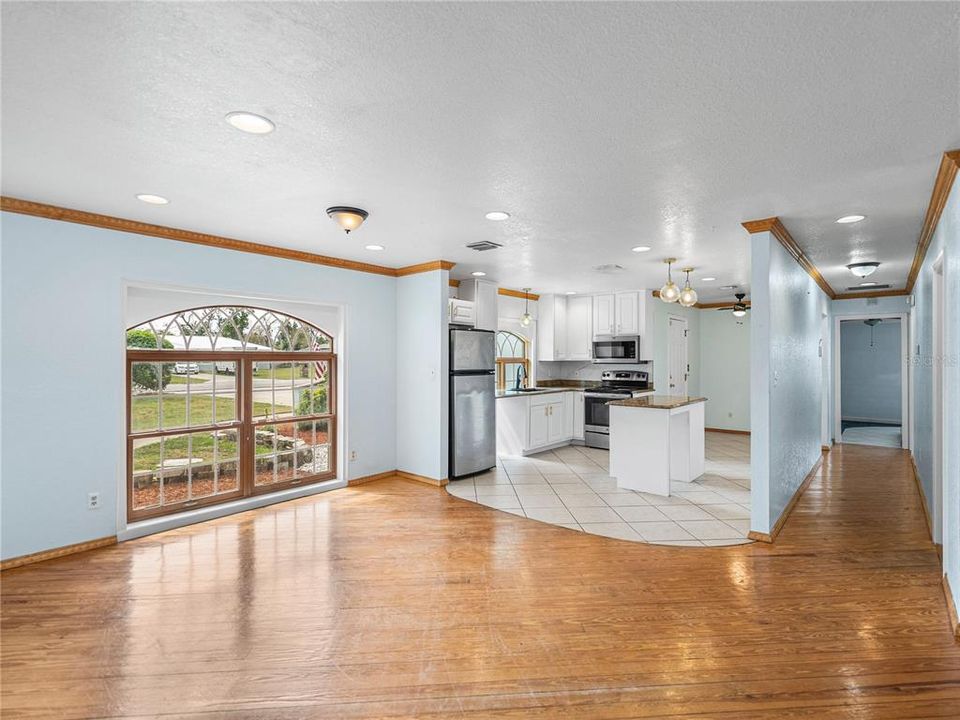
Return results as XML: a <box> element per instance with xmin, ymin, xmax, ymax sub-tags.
<box><xmin>446</xmin><ymin>431</ymin><xmax>753</xmax><ymax>547</ymax></box>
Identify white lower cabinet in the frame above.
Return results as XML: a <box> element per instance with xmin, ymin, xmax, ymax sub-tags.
<box><xmin>497</xmin><ymin>391</ymin><xmax>582</xmax><ymax>456</ymax></box>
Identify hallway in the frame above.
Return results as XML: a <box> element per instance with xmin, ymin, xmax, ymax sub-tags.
<box><xmin>2</xmin><ymin>444</ymin><xmax>958</xmax><ymax>718</ymax></box>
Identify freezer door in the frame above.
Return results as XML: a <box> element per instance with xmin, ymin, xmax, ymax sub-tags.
<box><xmin>451</xmin><ymin>328</ymin><xmax>495</xmax><ymax>373</ymax></box>
<box><xmin>450</xmin><ymin>373</ymin><xmax>496</xmax><ymax>477</ymax></box>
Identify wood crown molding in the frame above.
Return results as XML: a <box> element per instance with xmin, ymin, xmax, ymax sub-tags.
<box><xmin>832</xmin><ymin>289</ymin><xmax>911</xmax><ymax>301</ymax></box>
<box><xmin>652</xmin><ymin>290</ymin><xmax>751</xmax><ymax>310</ymax></box>
<box><xmin>906</xmin><ymin>150</ymin><xmax>960</xmax><ymax>294</ymax></box>
<box><xmin>748</xmin><ymin>455</ymin><xmax>822</xmax><ymax>543</ymax></box>
<box><xmin>0</xmin><ymin>196</ymin><xmax>455</xmax><ymax>278</ymax></box>
<box><xmin>1</xmin><ymin>535</ymin><xmax>117</xmax><ymax>571</ymax></box>
<box><xmin>742</xmin><ymin>217</ymin><xmax>836</xmax><ymax>299</ymax></box>
<box><xmin>449</xmin><ymin>279</ymin><xmax>461</xmax><ymax>288</ymax></box>
<box><xmin>498</xmin><ymin>288</ymin><xmax>540</xmax><ymax>301</ymax></box>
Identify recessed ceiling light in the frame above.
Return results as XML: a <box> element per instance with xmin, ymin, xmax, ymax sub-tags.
<box><xmin>631</xmin><ymin>246</ymin><xmax>651</xmax><ymax>253</ymax></box>
<box><xmin>858</xmin><ymin>281</ymin><xmax>878</xmax><ymax>287</ymax></box>
<box><xmin>720</xmin><ymin>284</ymin><xmax>738</xmax><ymax>290</ymax></box>
<box><xmin>364</xmin><ymin>244</ymin><xmax>384</xmax><ymax>251</ymax></box>
<box><xmin>836</xmin><ymin>214</ymin><xmax>865</xmax><ymax>224</ymax></box>
<box><xmin>472</xmin><ymin>271</ymin><xmax>486</xmax><ymax>277</ymax></box>
<box><xmin>225</xmin><ymin>111</ymin><xmax>275</xmax><ymax>134</ymax></box>
<box><xmin>701</xmin><ymin>277</ymin><xmax>716</xmax><ymax>282</ymax></box>
<box><xmin>136</xmin><ymin>193</ymin><xmax>169</xmax><ymax>205</ymax></box>
<box><xmin>485</xmin><ymin>211</ymin><xmax>510</xmax><ymax>221</ymax></box>
<box><xmin>847</xmin><ymin>261</ymin><xmax>880</xmax><ymax>278</ymax></box>
<box><xmin>565</xmin><ymin>291</ymin><xmax>577</xmax><ymax>295</ymax></box>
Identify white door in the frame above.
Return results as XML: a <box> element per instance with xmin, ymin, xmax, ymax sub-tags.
<box><xmin>529</xmin><ymin>400</ymin><xmax>550</xmax><ymax>449</ymax></box>
<box><xmin>547</xmin><ymin>399</ymin><xmax>566</xmax><ymax>443</ymax></box>
<box><xmin>615</xmin><ymin>291</ymin><xmax>639</xmax><ymax>335</ymax></box>
<box><xmin>593</xmin><ymin>294</ymin><xmax>615</xmax><ymax>336</ymax></box>
<box><xmin>668</xmin><ymin>316</ymin><xmax>688</xmax><ymax>396</ymax></box>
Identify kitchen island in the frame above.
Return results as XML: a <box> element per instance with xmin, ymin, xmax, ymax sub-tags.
<box><xmin>608</xmin><ymin>395</ymin><xmax>707</xmax><ymax>496</ymax></box>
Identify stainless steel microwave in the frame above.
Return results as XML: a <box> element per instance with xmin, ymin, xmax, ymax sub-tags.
<box><xmin>592</xmin><ymin>336</ymin><xmax>641</xmax><ymax>364</ymax></box>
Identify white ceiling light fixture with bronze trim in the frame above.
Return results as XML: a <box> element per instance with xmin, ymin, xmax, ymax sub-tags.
<box><xmin>846</xmin><ymin>261</ymin><xmax>880</xmax><ymax>278</ymax></box>
<box><xmin>326</xmin><ymin>206</ymin><xmax>369</xmax><ymax>234</ymax></box>
<box><xmin>659</xmin><ymin>258</ymin><xmax>680</xmax><ymax>303</ymax></box>
<box><xmin>678</xmin><ymin>267</ymin><xmax>698</xmax><ymax>307</ymax></box>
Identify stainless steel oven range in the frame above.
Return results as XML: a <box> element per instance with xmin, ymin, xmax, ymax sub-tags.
<box><xmin>584</xmin><ymin>370</ymin><xmax>652</xmax><ymax>449</ymax></box>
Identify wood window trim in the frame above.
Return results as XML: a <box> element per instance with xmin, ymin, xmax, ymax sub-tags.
<box><xmin>496</xmin><ymin>358</ymin><xmax>530</xmax><ymax>390</ymax></box>
<box><xmin>126</xmin><ymin>350</ymin><xmax>337</xmax><ymax>522</ymax></box>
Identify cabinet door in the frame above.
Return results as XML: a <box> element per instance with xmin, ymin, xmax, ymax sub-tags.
<box><xmin>593</xmin><ymin>294</ymin><xmax>615</xmax><ymax>336</ymax></box>
<box><xmin>474</xmin><ymin>280</ymin><xmax>498</xmax><ymax>331</ymax></box>
<box><xmin>547</xmin><ymin>399</ymin><xmax>566</xmax><ymax>444</ymax></box>
<box><xmin>572</xmin><ymin>392</ymin><xmax>585</xmax><ymax>440</ymax></box>
<box><xmin>528</xmin><ymin>400</ymin><xmax>550</xmax><ymax>449</ymax></box>
<box><xmin>615</xmin><ymin>291</ymin><xmax>639</xmax><ymax>335</ymax></box>
<box><xmin>565</xmin><ymin>295</ymin><xmax>593</xmax><ymax>360</ymax></box>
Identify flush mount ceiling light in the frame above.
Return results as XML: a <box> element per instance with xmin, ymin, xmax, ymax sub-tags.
<box><xmin>485</xmin><ymin>211</ymin><xmax>510</xmax><ymax>221</ymax></box>
<box><xmin>659</xmin><ymin>258</ymin><xmax>680</xmax><ymax>303</ymax></box>
<box><xmin>858</xmin><ymin>281</ymin><xmax>878</xmax><ymax>287</ymax></box>
<box><xmin>565</xmin><ymin>291</ymin><xmax>577</xmax><ymax>295</ymax></box>
<box><xmin>326</xmin><ymin>206</ymin><xmax>369</xmax><ymax>234</ymax></box>
<box><xmin>225</xmin><ymin>111</ymin><xmax>275</xmax><ymax>134</ymax></box>
<box><xmin>472</xmin><ymin>271</ymin><xmax>486</xmax><ymax>277</ymax></box>
<box><xmin>847</xmin><ymin>261</ymin><xmax>880</xmax><ymax>278</ymax></box>
<box><xmin>701</xmin><ymin>277</ymin><xmax>716</xmax><ymax>282</ymax></box>
<box><xmin>836</xmin><ymin>214</ymin><xmax>866</xmax><ymax>224</ymax></box>
<box><xmin>678</xmin><ymin>268</ymin><xmax>698</xmax><ymax>307</ymax></box>
<box><xmin>364</xmin><ymin>244</ymin><xmax>384</xmax><ymax>251</ymax></box>
<box><xmin>520</xmin><ymin>288</ymin><xmax>533</xmax><ymax>327</ymax></box>
<box><xmin>631</xmin><ymin>245</ymin><xmax>651</xmax><ymax>253</ymax></box>
<box><xmin>136</xmin><ymin>193</ymin><xmax>169</xmax><ymax>205</ymax></box>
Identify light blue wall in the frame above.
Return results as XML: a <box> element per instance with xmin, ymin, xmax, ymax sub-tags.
<box><xmin>839</xmin><ymin>319</ymin><xmax>902</xmax><ymax>423</ymax></box>
<box><xmin>1</xmin><ymin>212</ymin><xmax>398</xmax><ymax>560</ymax></box>
<box><xmin>910</xmin><ymin>173</ymin><xmax>960</xmax><ymax>614</ymax></box>
<box><xmin>396</xmin><ymin>271</ymin><xmax>448</xmax><ymax>480</ymax></box>
<box><xmin>750</xmin><ymin>230</ymin><xmax>827</xmax><ymax>534</ymax></box>
<box><xmin>699</xmin><ymin>310</ymin><xmax>750</xmax><ymax>431</ymax></box>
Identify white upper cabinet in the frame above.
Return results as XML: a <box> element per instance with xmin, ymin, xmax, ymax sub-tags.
<box><xmin>565</xmin><ymin>295</ymin><xmax>593</xmax><ymax>360</ymax></box>
<box><xmin>615</xmin><ymin>291</ymin><xmax>640</xmax><ymax>335</ymax></box>
<box><xmin>593</xmin><ymin>294</ymin><xmax>616</xmax><ymax>336</ymax></box>
<box><xmin>537</xmin><ymin>294</ymin><xmax>567</xmax><ymax>361</ymax></box>
<box><xmin>457</xmin><ymin>279</ymin><xmax>498</xmax><ymax>331</ymax></box>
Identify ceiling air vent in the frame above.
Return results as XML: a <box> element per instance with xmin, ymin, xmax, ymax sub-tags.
<box><xmin>847</xmin><ymin>284</ymin><xmax>890</xmax><ymax>291</ymax></box>
<box><xmin>466</xmin><ymin>241</ymin><xmax>503</xmax><ymax>252</ymax></box>
<box><xmin>592</xmin><ymin>264</ymin><xmax>625</xmax><ymax>274</ymax></box>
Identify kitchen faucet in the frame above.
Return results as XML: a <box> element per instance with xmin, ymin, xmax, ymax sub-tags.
<box><xmin>514</xmin><ymin>364</ymin><xmax>527</xmax><ymax>391</ymax></box>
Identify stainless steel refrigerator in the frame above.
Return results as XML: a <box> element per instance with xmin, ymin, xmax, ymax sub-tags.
<box><xmin>449</xmin><ymin>328</ymin><xmax>496</xmax><ymax>478</ymax></box>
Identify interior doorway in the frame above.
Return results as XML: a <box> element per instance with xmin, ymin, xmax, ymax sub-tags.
<box><xmin>834</xmin><ymin>313</ymin><xmax>908</xmax><ymax>448</ymax></box>
<box><xmin>668</xmin><ymin>316</ymin><xmax>689</xmax><ymax>396</ymax></box>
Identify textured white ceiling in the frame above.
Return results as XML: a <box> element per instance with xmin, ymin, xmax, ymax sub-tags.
<box><xmin>2</xmin><ymin>3</ymin><xmax>958</xmax><ymax>301</ymax></box>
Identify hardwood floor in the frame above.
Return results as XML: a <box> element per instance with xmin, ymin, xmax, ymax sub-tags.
<box><xmin>2</xmin><ymin>444</ymin><xmax>959</xmax><ymax>718</ymax></box>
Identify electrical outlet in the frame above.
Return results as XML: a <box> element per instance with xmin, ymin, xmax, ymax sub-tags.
<box><xmin>87</xmin><ymin>492</ymin><xmax>100</xmax><ymax>510</ymax></box>
<box><xmin>349</xmin><ymin>451</ymin><xmax>358</xmax><ymax>461</ymax></box>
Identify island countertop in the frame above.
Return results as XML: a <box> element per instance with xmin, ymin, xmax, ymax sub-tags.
<box><xmin>608</xmin><ymin>395</ymin><xmax>707</xmax><ymax>409</ymax></box>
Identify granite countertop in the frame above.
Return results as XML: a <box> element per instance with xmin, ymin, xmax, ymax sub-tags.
<box><xmin>496</xmin><ymin>387</ymin><xmax>570</xmax><ymax>399</ymax></box>
<box><xmin>536</xmin><ymin>379</ymin><xmax>601</xmax><ymax>389</ymax></box>
<box><xmin>607</xmin><ymin>395</ymin><xmax>707</xmax><ymax>409</ymax></box>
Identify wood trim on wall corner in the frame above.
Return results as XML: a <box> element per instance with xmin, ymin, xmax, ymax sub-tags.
<box><xmin>906</xmin><ymin>150</ymin><xmax>960</xmax><ymax>294</ymax></box>
<box><xmin>449</xmin><ymin>279</ymin><xmax>461</xmax><ymax>288</ymax></box>
<box><xmin>705</xmin><ymin>427</ymin><xmax>750</xmax><ymax>436</ymax></box>
<box><xmin>347</xmin><ymin>470</ymin><xmax>398</xmax><ymax>486</ymax></box>
<box><xmin>909</xmin><ymin>454</ymin><xmax>934</xmax><ymax>542</ymax></box>
<box><xmin>498</xmin><ymin>287</ymin><xmax>540</xmax><ymax>301</ymax></box>
<box><xmin>742</xmin><ymin>217</ymin><xmax>836</xmax><ymax>299</ymax></box>
<box><xmin>943</xmin><ymin>575</ymin><xmax>960</xmax><ymax>641</ymax></box>
<box><xmin>1</xmin><ymin>535</ymin><xmax>117</xmax><ymax>571</ymax></box>
<box><xmin>748</xmin><ymin>455</ymin><xmax>823</xmax><ymax>544</ymax></box>
<box><xmin>396</xmin><ymin>470</ymin><xmax>449</xmax><ymax>487</ymax></box>
<box><xmin>0</xmin><ymin>196</ymin><xmax>455</xmax><ymax>278</ymax></box>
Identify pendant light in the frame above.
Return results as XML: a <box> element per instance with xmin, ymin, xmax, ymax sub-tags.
<box><xmin>520</xmin><ymin>288</ymin><xmax>533</xmax><ymax>327</ymax></box>
<box><xmin>678</xmin><ymin>268</ymin><xmax>698</xmax><ymax>307</ymax></box>
<box><xmin>659</xmin><ymin>258</ymin><xmax>680</xmax><ymax>303</ymax></box>
<box><xmin>326</xmin><ymin>206</ymin><xmax>369</xmax><ymax>234</ymax></box>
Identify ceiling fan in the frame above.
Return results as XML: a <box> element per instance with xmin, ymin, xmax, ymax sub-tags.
<box><xmin>714</xmin><ymin>291</ymin><xmax>750</xmax><ymax>317</ymax></box>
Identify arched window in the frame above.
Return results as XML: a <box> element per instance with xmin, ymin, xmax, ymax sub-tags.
<box><xmin>495</xmin><ymin>330</ymin><xmax>530</xmax><ymax>389</ymax></box>
<box><xmin>126</xmin><ymin>306</ymin><xmax>337</xmax><ymax>521</ymax></box>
